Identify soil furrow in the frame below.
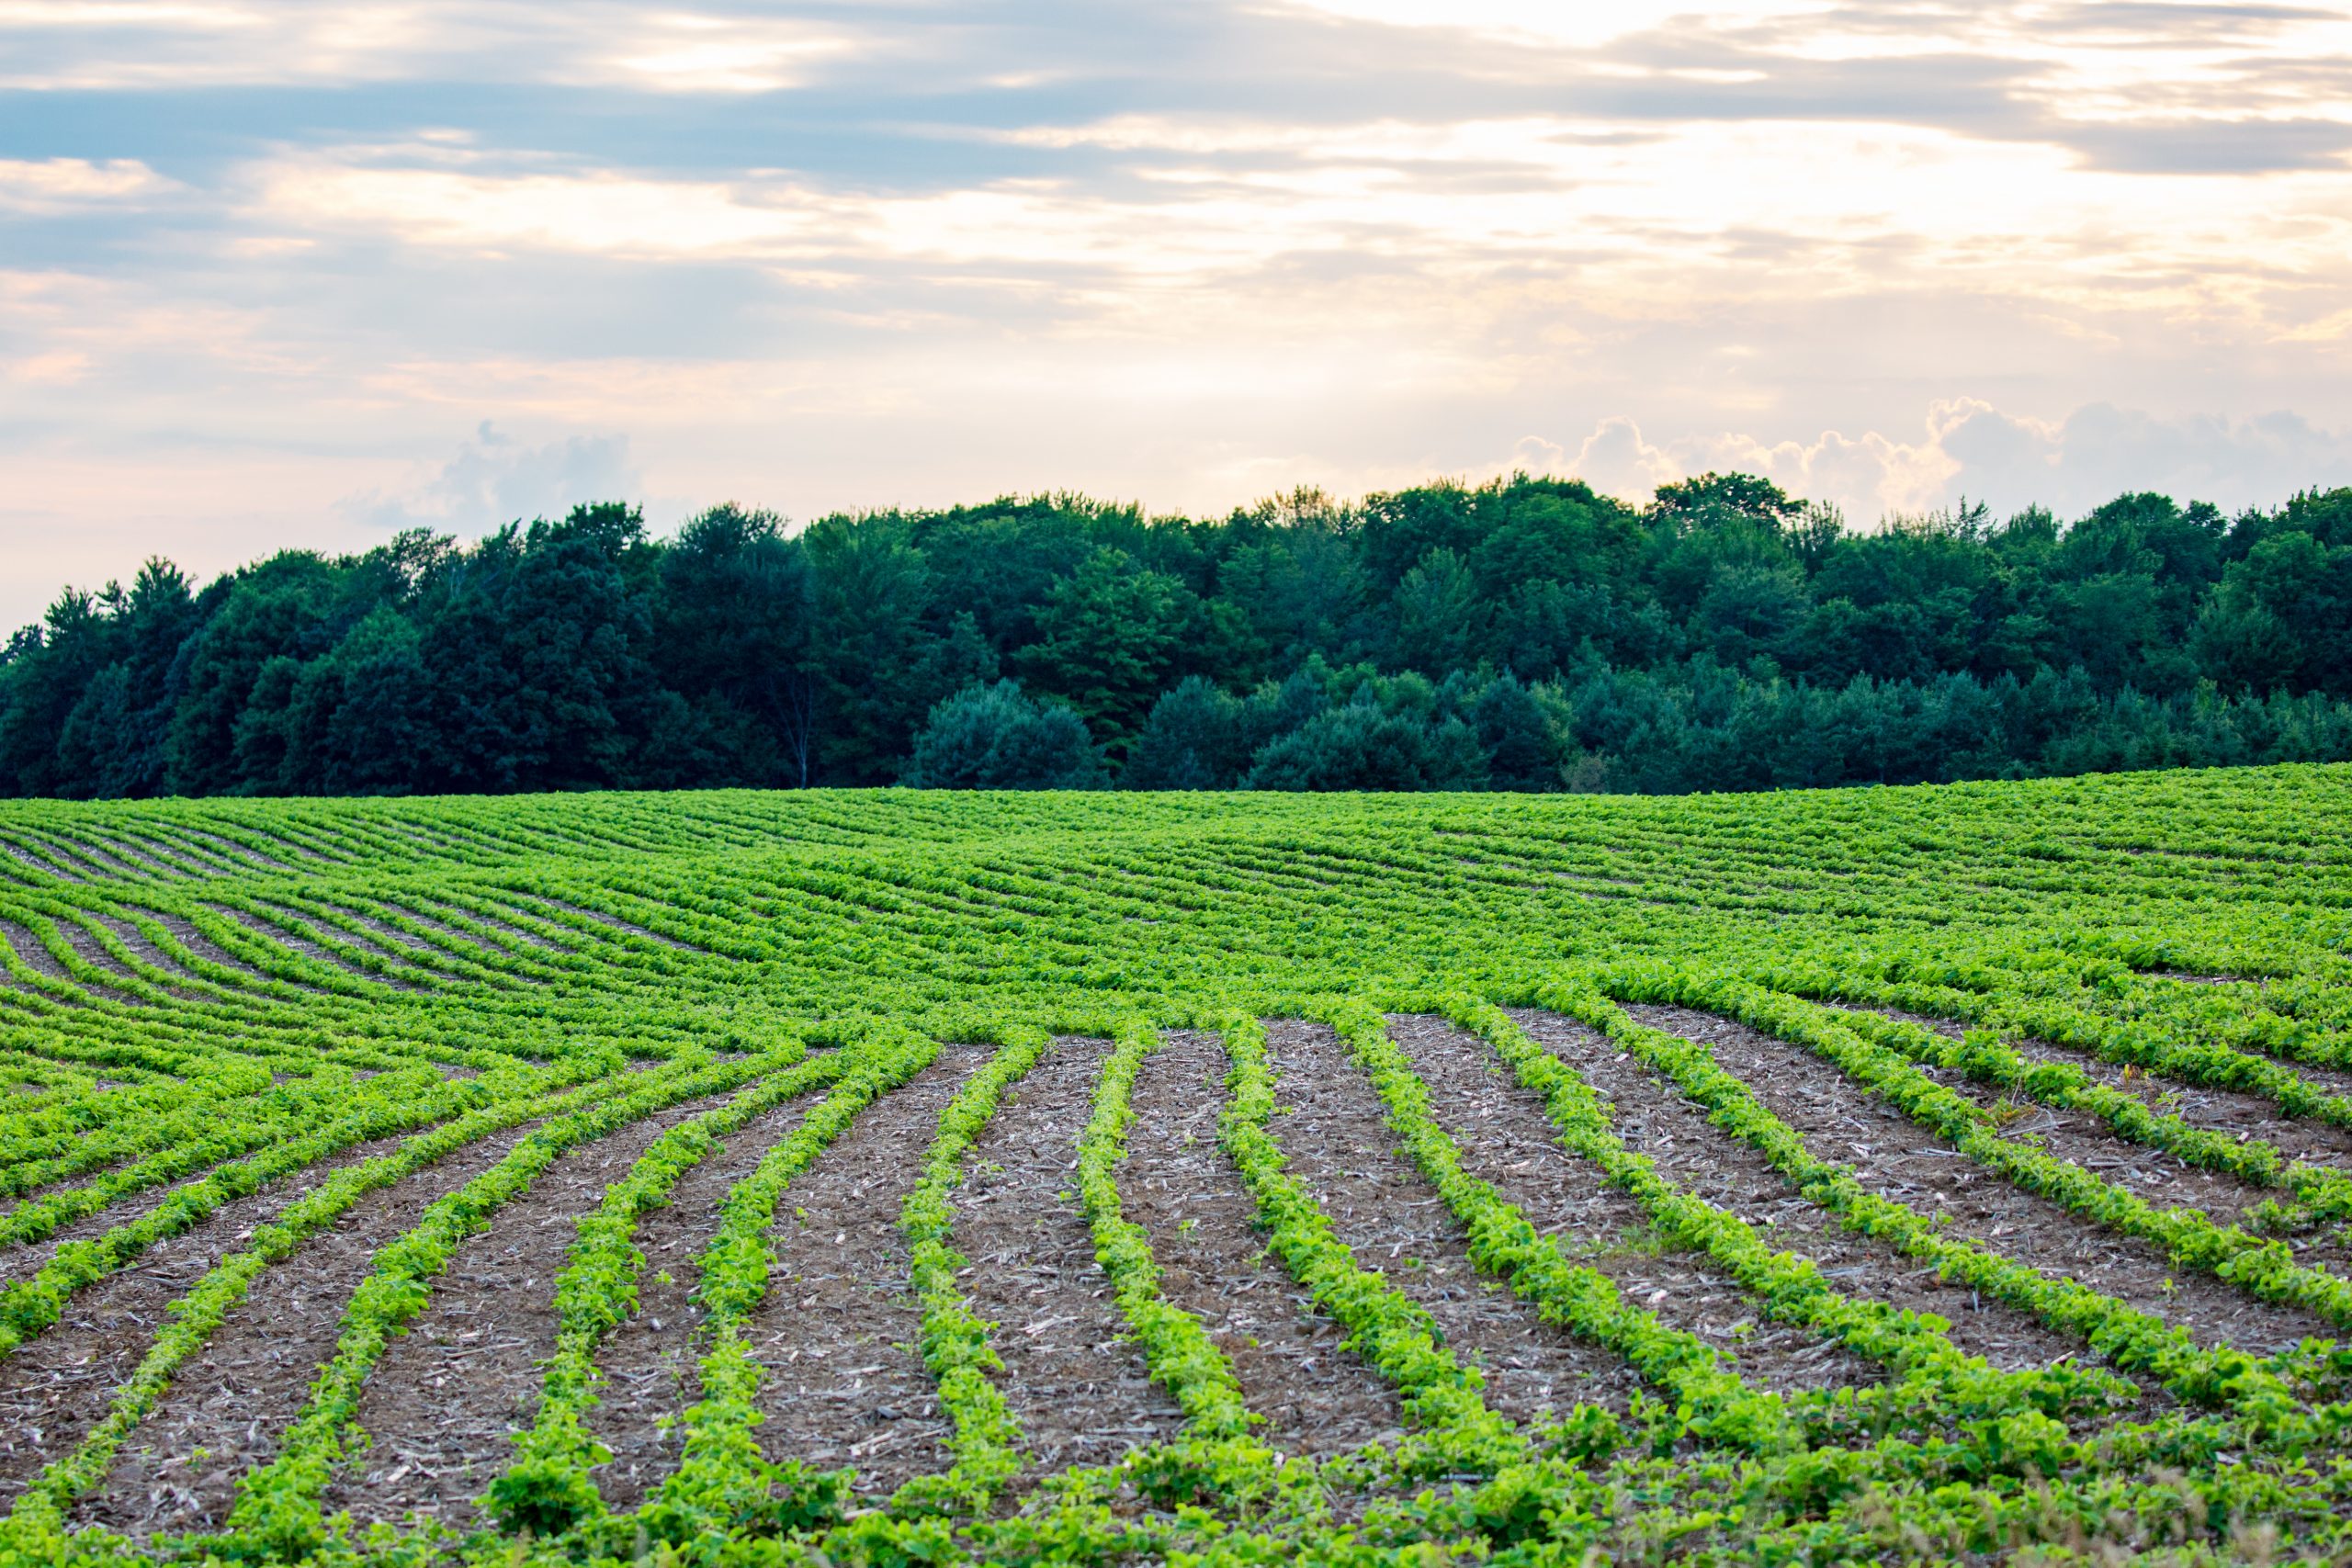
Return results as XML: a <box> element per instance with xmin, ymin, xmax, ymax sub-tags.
<box><xmin>1261</xmin><ymin>1019</ymin><xmax>1635</xmax><ymax>1428</ymax></box>
<box><xmin>582</xmin><ymin>1090</ymin><xmax>828</xmax><ymax>1513</ymax></box>
<box><xmin>1844</xmin><ymin>1008</ymin><xmax>2352</xmax><ymax>1277</ymax></box>
<box><xmin>1617</xmin><ymin>1005</ymin><xmax>2336</xmax><ymax>1357</ymax></box>
<box><xmin>1869</xmin><ymin>1005</ymin><xmax>2352</xmax><ymax>1181</ymax></box>
<box><xmin>0</xmin><ymin>1120</ymin><xmax>466</xmax><ymax>1511</ymax></box>
<box><xmin>2</xmin><ymin>1162</ymin><xmax>266</xmax><ymax>1294</ymax></box>
<box><xmin>748</xmin><ymin>1049</ymin><xmax>983</xmax><ymax>1496</ymax></box>
<box><xmin>1390</xmin><ymin>1015</ymin><xmax>1876</xmax><ymax>1396</ymax></box>
<box><xmin>72</xmin><ymin>1119</ymin><xmax>548</xmax><ymax>1537</ymax></box>
<box><xmin>1498</xmin><ymin>1010</ymin><xmax>2126</xmax><ymax>1379</ymax></box>
<box><xmin>322</xmin><ymin>1089</ymin><xmax>754</xmax><ymax>1530</ymax></box>
<box><xmin>1125</xmin><ymin>1031</ymin><xmax>1401</xmax><ymax>1456</ymax></box>
<box><xmin>950</xmin><ymin>1038</ymin><xmax>1183</xmax><ymax>1475</ymax></box>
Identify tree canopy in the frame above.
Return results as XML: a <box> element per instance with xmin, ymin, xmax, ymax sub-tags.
<box><xmin>6</xmin><ymin>474</ymin><xmax>2352</xmax><ymax>797</ymax></box>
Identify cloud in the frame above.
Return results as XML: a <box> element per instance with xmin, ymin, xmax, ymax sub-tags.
<box><xmin>340</xmin><ymin>421</ymin><xmax>640</xmax><ymax>531</ymax></box>
<box><xmin>0</xmin><ymin>158</ymin><xmax>177</xmax><ymax>211</ymax></box>
<box><xmin>1526</xmin><ymin>400</ymin><xmax>2352</xmax><ymax>523</ymax></box>
<box><xmin>2</xmin><ymin>0</ymin><xmax>2350</xmax><ymax>625</ymax></box>
<box><xmin>1928</xmin><ymin>400</ymin><xmax>2352</xmax><ymax>516</ymax></box>
<box><xmin>0</xmin><ymin>2</ymin><xmax>865</xmax><ymax>92</ymax></box>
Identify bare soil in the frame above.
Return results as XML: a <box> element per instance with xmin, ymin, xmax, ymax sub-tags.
<box><xmin>74</xmin><ymin>1120</ymin><xmax>547</xmax><ymax>1537</ymax></box>
<box><xmin>0</xmin><ymin>1120</ymin><xmax>462</xmax><ymax>1512</ymax></box>
<box><xmin>3</xmin><ymin>1156</ymin><xmax>270</xmax><ymax>1294</ymax></box>
<box><xmin>1259</xmin><ymin>1019</ymin><xmax>1637</xmax><ymax>1428</ymax></box>
<box><xmin>1498</xmin><ymin>1011</ymin><xmax>2130</xmax><ymax>1379</ymax></box>
<box><xmin>584</xmin><ymin>1091</ymin><xmax>827</xmax><ymax>1512</ymax></box>
<box><xmin>206</xmin><ymin>905</ymin><xmax>405</xmax><ymax>989</ymax></box>
<box><xmin>322</xmin><ymin>1091</ymin><xmax>749</xmax><ymax>1530</ymax></box>
<box><xmin>748</xmin><ymin>1049</ymin><xmax>984</xmax><ymax>1495</ymax></box>
<box><xmin>0</xmin><ymin>919</ymin><xmax>123</xmax><ymax>1004</ymax></box>
<box><xmin>533</xmin><ymin>898</ymin><xmax>699</xmax><ymax>954</ymax></box>
<box><xmin>171</xmin><ymin>830</ymin><xmax>300</xmax><ymax>874</ymax></box>
<box><xmin>150</xmin><ymin>912</ymin><xmax>277</xmax><ymax>986</ymax></box>
<box><xmin>86</xmin><ymin>916</ymin><xmax>217</xmax><ymax>998</ymax></box>
<box><xmin>1124</xmin><ymin>1032</ymin><xmax>1402</xmax><ymax>1457</ymax></box>
<box><xmin>1616</xmin><ymin>1005</ymin><xmax>2337</xmax><ymax>1357</ymax></box>
<box><xmin>61</xmin><ymin>918</ymin><xmax>204</xmax><ymax>1004</ymax></box>
<box><xmin>949</xmin><ymin>1038</ymin><xmax>1183</xmax><ymax>1474</ymax></box>
<box><xmin>1856</xmin><ymin>1009</ymin><xmax>2352</xmax><ymax>1276</ymax></box>
<box><xmin>1874</xmin><ymin>1007</ymin><xmax>2352</xmax><ymax>1174</ymax></box>
<box><xmin>1388</xmin><ymin>1015</ymin><xmax>1875</xmax><ymax>1396</ymax></box>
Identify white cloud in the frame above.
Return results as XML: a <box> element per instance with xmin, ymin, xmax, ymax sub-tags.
<box><xmin>0</xmin><ymin>157</ymin><xmax>177</xmax><ymax>211</ymax></box>
<box><xmin>0</xmin><ymin>2</ymin><xmax>865</xmax><ymax>92</ymax></box>
<box><xmin>1530</xmin><ymin>400</ymin><xmax>2352</xmax><ymax>523</ymax></box>
<box><xmin>340</xmin><ymin>421</ymin><xmax>641</xmax><ymax>531</ymax></box>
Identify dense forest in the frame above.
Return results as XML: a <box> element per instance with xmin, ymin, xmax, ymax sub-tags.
<box><xmin>4</xmin><ymin>472</ymin><xmax>2350</xmax><ymax>797</ymax></box>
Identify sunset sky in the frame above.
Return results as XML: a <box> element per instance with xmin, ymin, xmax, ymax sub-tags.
<box><xmin>4</xmin><ymin>1</ymin><xmax>2350</xmax><ymax>627</ymax></box>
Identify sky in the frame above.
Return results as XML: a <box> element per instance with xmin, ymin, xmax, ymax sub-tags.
<box><xmin>3</xmin><ymin>1</ymin><xmax>2351</xmax><ymax>628</ymax></box>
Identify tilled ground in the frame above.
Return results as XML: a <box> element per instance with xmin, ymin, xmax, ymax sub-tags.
<box><xmin>748</xmin><ymin>1049</ymin><xmax>985</xmax><ymax>1496</ymax></box>
<box><xmin>949</xmin><ymin>1038</ymin><xmax>1183</xmax><ymax>1475</ymax></box>
<box><xmin>1866</xmin><ymin>1006</ymin><xmax>2352</xmax><ymax>1258</ymax></box>
<box><xmin>0</xmin><ymin>1122</ymin><xmax>444</xmax><ymax>1507</ymax></box>
<box><xmin>1260</xmin><ymin>1020</ymin><xmax>1633</xmax><ymax>1429</ymax></box>
<box><xmin>1125</xmin><ymin>1032</ymin><xmax>1402</xmax><ymax>1456</ymax></box>
<box><xmin>1498</xmin><ymin>1010</ymin><xmax>2120</xmax><ymax>1382</ymax></box>
<box><xmin>322</xmin><ymin>1089</ymin><xmax>758</xmax><ymax>1531</ymax></box>
<box><xmin>72</xmin><ymin>1119</ymin><xmax>547</xmax><ymax>1537</ymax></box>
<box><xmin>1838</xmin><ymin>1013</ymin><xmax>2352</xmax><ymax>1280</ymax></box>
<box><xmin>585</xmin><ymin>1091</ymin><xmax>828</xmax><ymax>1513</ymax></box>
<box><xmin>1390</xmin><ymin>1015</ymin><xmax>1873</xmax><ymax>1397</ymax></box>
<box><xmin>1618</xmin><ymin>1004</ymin><xmax>2338</xmax><ymax>1356</ymax></box>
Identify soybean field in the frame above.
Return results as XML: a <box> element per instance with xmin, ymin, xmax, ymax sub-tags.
<box><xmin>4</xmin><ymin>768</ymin><xmax>2352</xmax><ymax>1566</ymax></box>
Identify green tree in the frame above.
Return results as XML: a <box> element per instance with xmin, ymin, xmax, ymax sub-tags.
<box><xmin>1015</xmin><ymin>547</ymin><xmax>1192</xmax><ymax>756</ymax></box>
<box><xmin>901</xmin><ymin>681</ymin><xmax>1107</xmax><ymax>788</ymax></box>
<box><xmin>1393</xmin><ymin>547</ymin><xmax>1484</xmax><ymax>673</ymax></box>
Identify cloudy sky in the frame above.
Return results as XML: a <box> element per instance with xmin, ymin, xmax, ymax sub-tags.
<box><xmin>4</xmin><ymin>1</ymin><xmax>2351</xmax><ymax>626</ymax></box>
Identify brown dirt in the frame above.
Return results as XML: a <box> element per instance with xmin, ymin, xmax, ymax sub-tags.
<box><xmin>0</xmin><ymin>919</ymin><xmax>119</xmax><ymax>1004</ymax></box>
<box><xmin>533</xmin><ymin>898</ymin><xmax>698</xmax><ymax>954</ymax></box>
<box><xmin>104</xmin><ymin>834</ymin><xmax>211</xmax><ymax>881</ymax></box>
<box><xmin>323</xmin><ymin>1092</ymin><xmax>749</xmax><ymax>1531</ymax></box>
<box><xmin>40</xmin><ymin>839</ymin><xmax>142</xmax><ymax>881</ymax></box>
<box><xmin>1872</xmin><ymin>1007</ymin><xmax>2352</xmax><ymax>1175</ymax></box>
<box><xmin>0</xmin><ymin>839</ymin><xmax>81</xmax><ymax>883</ymax></box>
<box><xmin>79</xmin><ymin>839</ymin><xmax>184</xmax><ymax>882</ymax></box>
<box><xmin>1498</xmin><ymin>1011</ymin><xmax>2127</xmax><ymax>1379</ymax></box>
<box><xmin>1616</xmin><ymin>1005</ymin><xmax>2337</xmax><ymax>1357</ymax></box>
<box><xmin>74</xmin><ymin>1120</ymin><xmax>548</xmax><ymax>1538</ymax></box>
<box><xmin>584</xmin><ymin>1091</ymin><xmax>828</xmax><ymax>1512</ymax></box>
<box><xmin>206</xmin><ymin>905</ymin><xmax>417</xmax><ymax>992</ymax></box>
<box><xmin>1387</xmin><ymin>1015</ymin><xmax>1875</xmax><ymax>1397</ymax></box>
<box><xmin>2</xmin><ymin>1158</ymin><xmax>257</xmax><ymax>1293</ymax></box>
<box><xmin>258</xmin><ymin>903</ymin><xmax>432</xmax><ymax>989</ymax></box>
<box><xmin>61</xmin><ymin>918</ymin><xmax>205</xmax><ymax>1005</ymax></box>
<box><xmin>86</xmin><ymin>916</ymin><xmax>216</xmax><ymax>996</ymax></box>
<box><xmin>1854</xmin><ymin>1009</ymin><xmax>2352</xmax><ymax>1275</ymax></box>
<box><xmin>749</xmin><ymin>1049</ymin><xmax>985</xmax><ymax>1495</ymax></box>
<box><xmin>149</xmin><ymin>913</ymin><xmax>274</xmax><ymax>985</ymax></box>
<box><xmin>949</xmin><ymin>1038</ymin><xmax>1183</xmax><ymax>1474</ymax></box>
<box><xmin>1259</xmin><ymin>1019</ymin><xmax>1634</xmax><ymax>1429</ymax></box>
<box><xmin>171</xmin><ymin>830</ymin><xmax>300</xmax><ymax>875</ymax></box>
<box><xmin>0</xmin><ymin>1119</ymin><xmax>461</xmax><ymax>1511</ymax></box>
<box><xmin>1124</xmin><ymin>1032</ymin><xmax>1402</xmax><ymax>1457</ymax></box>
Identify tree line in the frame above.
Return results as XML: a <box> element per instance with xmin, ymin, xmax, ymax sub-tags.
<box><xmin>4</xmin><ymin>472</ymin><xmax>2349</xmax><ymax>798</ymax></box>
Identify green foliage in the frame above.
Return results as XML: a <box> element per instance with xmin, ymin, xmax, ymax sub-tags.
<box><xmin>1</xmin><ymin>771</ymin><xmax>2352</xmax><ymax>1563</ymax></box>
<box><xmin>900</xmin><ymin>682</ymin><xmax>1108</xmax><ymax>790</ymax></box>
<box><xmin>10</xmin><ymin>478</ymin><xmax>2352</xmax><ymax>798</ymax></box>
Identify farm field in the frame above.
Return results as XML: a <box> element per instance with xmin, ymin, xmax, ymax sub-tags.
<box><xmin>0</xmin><ymin>769</ymin><xmax>2350</xmax><ymax>1565</ymax></box>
